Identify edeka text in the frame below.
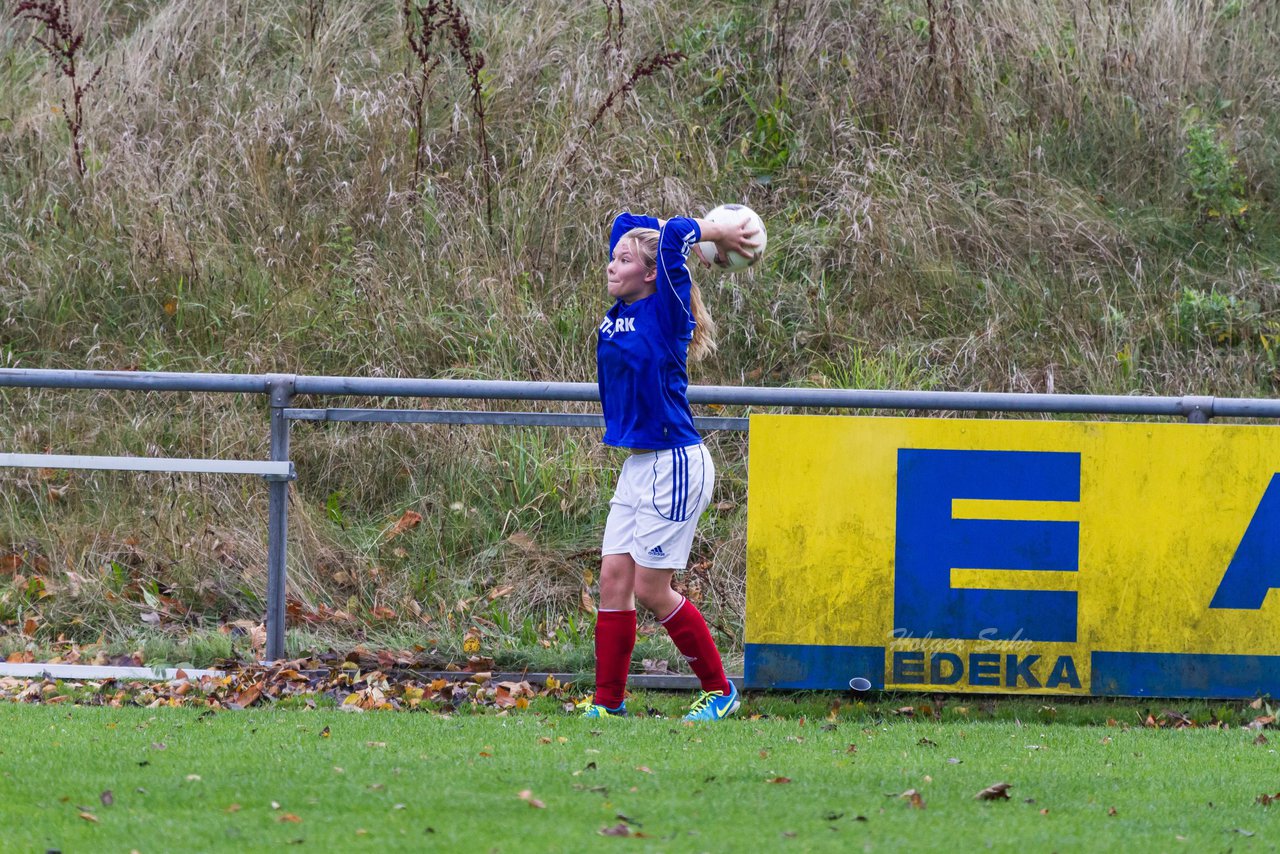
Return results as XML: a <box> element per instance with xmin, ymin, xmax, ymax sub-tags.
<box><xmin>891</xmin><ymin>650</ymin><xmax>1081</xmax><ymax>689</ymax></box>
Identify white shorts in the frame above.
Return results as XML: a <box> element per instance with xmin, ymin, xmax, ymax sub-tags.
<box><xmin>601</xmin><ymin>443</ymin><xmax>715</xmax><ymax>570</ymax></box>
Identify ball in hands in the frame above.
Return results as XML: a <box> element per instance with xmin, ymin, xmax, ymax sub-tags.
<box><xmin>694</xmin><ymin>204</ymin><xmax>767</xmax><ymax>271</ymax></box>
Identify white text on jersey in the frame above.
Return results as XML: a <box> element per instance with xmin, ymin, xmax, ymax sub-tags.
<box><xmin>600</xmin><ymin>317</ymin><xmax>636</xmax><ymax>336</ymax></box>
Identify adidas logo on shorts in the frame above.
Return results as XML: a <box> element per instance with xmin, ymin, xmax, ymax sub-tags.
<box><xmin>647</xmin><ymin>545</ymin><xmax>665</xmax><ymax>558</ymax></box>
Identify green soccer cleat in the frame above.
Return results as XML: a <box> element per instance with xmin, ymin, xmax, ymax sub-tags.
<box><xmin>683</xmin><ymin>681</ymin><xmax>740</xmax><ymax>721</ymax></box>
<box><xmin>576</xmin><ymin>697</ymin><xmax>628</xmax><ymax>718</ymax></box>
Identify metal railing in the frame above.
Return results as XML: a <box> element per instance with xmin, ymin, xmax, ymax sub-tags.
<box><xmin>4</xmin><ymin>367</ymin><xmax>1279</xmax><ymax>660</ymax></box>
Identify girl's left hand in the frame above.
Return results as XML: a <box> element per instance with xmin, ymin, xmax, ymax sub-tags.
<box><xmin>700</xmin><ymin>216</ymin><xmax>761</xmax><ymax>267</ymax></box>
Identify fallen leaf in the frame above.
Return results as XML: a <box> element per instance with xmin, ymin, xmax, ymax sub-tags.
<box><xmin>79</xmin><ymin>812</ymin><xmax>98</xmax><ymax>823</ymax></box>
<box><xmin>278</xmin><ymin>813</ymin><xmax>302</xmax><ymax>823</ymax></box>
<box><xmin>976</xmin><ymin>782</ymin><xmax>1013</xmax><ymax>801</ymax></box>
<box><xmin>386</xmin><ymin>510</ymin><xmax>423</xmax><ymax>539</ymax></box>
<box><xmin>226</xmin><ymin>804</ymin><xmax>242</xmax><ymax>813</ymax></box>
<box><xmin>900</xmin><ymin>789</ymin><xmax>925</xmax><ymax>809</ymax></box>
<box><xmin>768</xmin><ymin>776</ymin><xmax>792</xmax><ymax>784</ymax></box>
<box><xmin>1257</xmin><ymin>792</ymin><xmax>1280</xmax><ymax>806</ymax></box>
<box><xmin>1108</xmin><ymin>806</ymin><xmax>1118</xmax><ymax>816</ymax></box>
<box><xmin>506</xmin><ymin>532</ymin><xmax>536</xmax><ymax>551</ymax></box>
<box><xmin>99</xmin><ymin>790</ymin><xmax>113</xmax><ymax>806</ymax></box>
<box><xmin>232</xmin><ymin>682</ymin><xmax>263</xmax><ymax>708</ymax></box>
<box><xmin>518</xmin><ymin>790</ymin><xmax>546</xmax><ymax>809</ymax></box>
<box><xmin>320</xmin><ymin>726</ymin><xmax>331</xmax><ymax>738</ymax></box>
<box><xmin>600</xmin><ymin>824</ymin><xmax>631</xmax><ymax>837</ymax></box>
<box><xmin>635</xmin><ymin>766</ymin><xmax>652</xmax><ymax>774</ymax></box>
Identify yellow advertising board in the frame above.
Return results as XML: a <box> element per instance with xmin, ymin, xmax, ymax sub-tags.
<box><xmin>744</xmin><ymin>415</ymin><xmax>1280</xmax><ymax>697</ymax></box>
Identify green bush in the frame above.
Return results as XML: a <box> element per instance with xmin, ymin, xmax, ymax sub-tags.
<box><xmin>1182</xmin><ymin>116</ymin><xmax>1247</xmax><ymax>229</ymax></box>
<box><xmin>1173</xmin><ymin>287</ymin><xmax>1259</xmax><ymax>345</ymax></box>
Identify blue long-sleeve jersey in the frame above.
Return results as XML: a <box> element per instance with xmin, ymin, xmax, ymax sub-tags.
<box><xmin>596</xmin><ymin>212</ymin><xmax>704</xmax><ymax>450</ymax></box>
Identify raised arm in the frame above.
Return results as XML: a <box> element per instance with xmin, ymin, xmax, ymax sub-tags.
<box><xmin>690</xmin><ymin>215</ymin><xmax>761</xmax><ymax>267</ymax></box>
<box><xmin>652</xmin><ymin>216</ymin><xmax>702</xmax><ymax>339</ymax></box>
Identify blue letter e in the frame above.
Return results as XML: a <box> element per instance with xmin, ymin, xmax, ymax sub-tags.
<box><xmin>894</xmin><ymin>449</ymin><xmax>1080</xmax><ymax>643</ymax></box>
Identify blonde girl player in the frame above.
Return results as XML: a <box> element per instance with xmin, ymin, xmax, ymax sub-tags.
<box><xmin>578</xmin><ymin>210</ymin><xmax>760</xmax><ymax>721</ymax></box>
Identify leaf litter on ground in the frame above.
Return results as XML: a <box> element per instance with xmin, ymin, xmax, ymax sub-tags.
<box><xmin>0</xmin><ymin>646</ymin><xmax>573</xmax><ymax>712</ymax></box>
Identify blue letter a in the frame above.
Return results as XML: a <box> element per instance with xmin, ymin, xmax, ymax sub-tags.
<box><xmin>1210</xmin><ymin>474</ymin><xmax>1280</xmax><ymax>610</ymax></box>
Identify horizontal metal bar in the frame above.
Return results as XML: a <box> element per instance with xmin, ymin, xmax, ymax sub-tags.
<box><xmin>0</xmin><ymin>663</ymin><xmax>225</xmax><ymax>681</ymax></box>
<box><xmin>293</xmin><ymin>375</ymin><xmax>600</xmax><ymax>401</ymax></box>
<box><xmin>4</xmin><ymin>369</ymin><xmax>1279</xmax><ymax>419</ymax></box>
<box><xmin>1212</xmin><ymin>398</ymin><xmax>1280</xmax><ymax>419</ymax></box>
<box><xmin>286</xmin><ymin>408</ymin><xmax>602</xmax><ymax>427</ymax></box>
<box><xmin>0</xmin><ymin>453</ymin><xmax>293</xmax><ymax>478</ymax></box>
<box><xmin>687</xmin><ymin>385</ymin><xmax>1190</xmax><ymax>415</ymax></box>
<box><xmin>0</xmin><ymin>368</ymin><xmax>271</xmax><ymax>394</ymax></box>
<box><xmin>284</xmin><ymin>408</ymin><xmax>749</xmax><ymax>431</ymax></box>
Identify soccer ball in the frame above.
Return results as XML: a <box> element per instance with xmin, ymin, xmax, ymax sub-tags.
<box><xmin>693</xmin><ymin>203</ymin><xmax>767</xmax><ymax>271</ymax></box>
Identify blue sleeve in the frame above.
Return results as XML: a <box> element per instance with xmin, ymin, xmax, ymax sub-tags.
<box><xmin>608</xmin><ymin>211</ymin><xmax>661</xmax><ymax>258</ymax></box>
<box><xmin>654</xmin><ymin>216</ymin><xmax>702</xmax><ymax>340</ymax></box>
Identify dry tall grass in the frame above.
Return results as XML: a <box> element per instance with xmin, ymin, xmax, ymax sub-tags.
<box><xmin>1</xmin><ymin>0</ymin><xmax>1277</xmax><ymax>657</ymax></box>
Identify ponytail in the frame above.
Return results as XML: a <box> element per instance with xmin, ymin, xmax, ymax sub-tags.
<box><xmin>688</xmin><ymin>283</ymin><xmax>718</xmax><ymax>362</ymax></box>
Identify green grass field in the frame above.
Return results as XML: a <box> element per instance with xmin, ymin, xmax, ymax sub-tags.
<box><xmin>3</xmin><ymin>699</ymin><xmax>1278</xmax><ymax>852</ymax></box>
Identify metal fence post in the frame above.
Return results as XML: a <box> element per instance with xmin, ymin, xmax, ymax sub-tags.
<box><xmin>265</xmin><ymin>375</ymin><xmax>296</xmax><ymax>662</ymax></box>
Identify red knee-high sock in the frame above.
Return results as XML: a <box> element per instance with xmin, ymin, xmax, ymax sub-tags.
<box><xmin>660</xmin><ymin>597</ymin><xmax>731</xmax><ymax>695</ymax></box>
<box><xmin>593</xmin><ymin>609</ymin><xmax>636</xmax><ymax>709</ymax></box>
